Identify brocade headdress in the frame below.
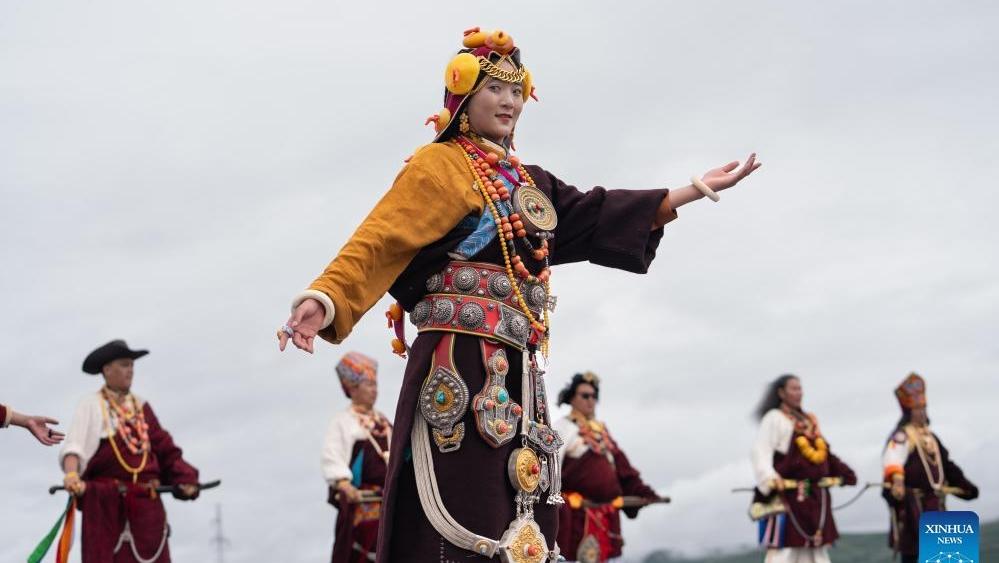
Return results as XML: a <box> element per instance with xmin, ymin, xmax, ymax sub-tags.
<box><xmin>335</xmin><ymin>351</ymin><xmax>378</xmax><ymax>397</ymax></box>
<box><xmin>425</xmin><ymin>27</ymin><xmax>536</xmax><ymax>142</ymax></box>
<box><xmin>895</xmin><ymin>372</ymin><xmax>927</xmax><ymax>410</ymax></box>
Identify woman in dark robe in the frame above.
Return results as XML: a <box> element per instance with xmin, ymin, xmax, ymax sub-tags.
<box><xmin>279</xmin><ymin>27</ymin><xmax>761</xmax><ymax>562</ymax></box>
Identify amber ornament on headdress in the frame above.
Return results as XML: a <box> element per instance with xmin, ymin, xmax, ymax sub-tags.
<box><xmin>425</xmin><ymin>27</ymin><xmax>536</xmax><ymax>136</ymax></box>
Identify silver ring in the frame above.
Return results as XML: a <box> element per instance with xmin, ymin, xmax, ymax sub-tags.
<box><xmin>281</xmin><ymin>325</ymin><xmax>295</xmax><ymax>337</ymax></box>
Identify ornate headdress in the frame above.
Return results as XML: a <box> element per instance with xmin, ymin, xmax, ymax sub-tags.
<box><xmin>894</xmin><ymin>372</ymin><xmax>926</xmax><ymax>410</ymax></box>
<box><xmin>425</xmin><ymin>27</ymin><xmax>537</xmax><ymax>142</ymax></box>
<box><xmin>335</xmin><ymin>352</ymin><xmax>377</xmax><ymax>397</ymax></box>
<box><xmin>557</xmin><ymin>371</ymin><xmax>601</xmax><ymax>406</ymax></box>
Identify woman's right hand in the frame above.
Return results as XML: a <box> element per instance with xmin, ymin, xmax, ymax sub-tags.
<box><xmin>64</xmin><ymin>472</ymin><xmax>86</xmax><ymax>496</ymax></box>
<box><xmin>336</xmin><ymin>480</ymin><xmax>362</xmax><ymax>503</ymax></box>
<box><xmin>277</xmin><ymin>298</ymin><xmax>325</xmax><ymax>354</ymax></box>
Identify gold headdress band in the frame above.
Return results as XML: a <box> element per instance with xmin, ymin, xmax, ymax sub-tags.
<box><xmin>478</xmin><ymin>55</ymin><xmax>526</xmax><ymax>84</ymax></box>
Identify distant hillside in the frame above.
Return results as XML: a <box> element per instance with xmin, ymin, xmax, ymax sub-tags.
<box><xmin>643</xmin><ymin>519</ymin><xmax>997</xmax><ymax>563</ymax></box>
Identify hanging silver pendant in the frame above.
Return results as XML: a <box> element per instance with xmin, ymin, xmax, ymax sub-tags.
<box><xmin>473</xmin><ymin>345</ymin><xmax>522</xmax><ymax>447</ymax></box>
<box><xmin>419</xmin><ymin>364</ymin><xmax>470</xmax><ymax>453</ymax></box>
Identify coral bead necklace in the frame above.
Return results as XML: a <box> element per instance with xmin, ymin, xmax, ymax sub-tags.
<box><xmin>455</xmin><ymin>135</ymin><xmax>552</xmax><ymax>355</ymax></box>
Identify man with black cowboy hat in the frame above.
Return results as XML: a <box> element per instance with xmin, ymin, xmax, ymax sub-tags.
<box><xmin>60</xmin><ymin>339</ymin><xmax>201</xmax><ymax>562</ymax></box>
<box><xmin>554</xmin><ymin>372</ymin><xmax>663</xmax><ymax>562</ymax></box>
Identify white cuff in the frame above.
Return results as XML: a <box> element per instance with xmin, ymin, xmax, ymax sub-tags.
<box><xmin>292</xmin><ymin>290</ymin><xmax>335</xmax><ymax>330</ymax></box>
<box><xmin>1</xmin><ymin>405</ymin><xmax>13</xmax><ymax>428</ymax></box>
<box><xmin>757</xmin><ymin>469</ymin><xmax>780</xmax><ymax>495</ymax></box>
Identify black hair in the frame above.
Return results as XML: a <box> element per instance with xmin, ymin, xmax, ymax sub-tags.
<box><xmin>557</xmin><ymin>372</ymin><xmax>600</xmax><ymax>406</ymax></box>
<box><xmin>754</xmin><ymin>374</ymin><xmax>799</xmax><ymax>420</ymax></box>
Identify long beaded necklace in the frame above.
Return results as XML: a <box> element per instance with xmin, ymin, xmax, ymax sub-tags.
<box><xmin>100</xmin><ymin>387</ymin><xmax>150</xmax><ymax>482</ymax></box>
<box><xmin>455</xmin><ymin>136</ymin><xmax>553</xmax><ymax>356</ymax></box>
<box><xmin>353</xmin><ymin>405</ymin><xmax>391</xmax><ymax>463</ymax></box>
<box><xmin>907</xmin><ymin>424</ymin><xmax>944</xmax><ymax>490</ymax></box>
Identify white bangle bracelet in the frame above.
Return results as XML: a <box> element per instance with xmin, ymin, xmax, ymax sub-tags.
<box><xmin>690</xmin><ymin>176</ymin><xmax>720</xmax><ymax>202</ymax></box>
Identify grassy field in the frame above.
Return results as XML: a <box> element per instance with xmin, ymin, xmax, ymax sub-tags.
<box><xmin>643</xmin><ymin>519</ymin><xmax>997</xmax><ymax>563</ymax></box>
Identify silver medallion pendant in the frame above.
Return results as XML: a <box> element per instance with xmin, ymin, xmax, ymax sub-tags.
<box><xmin>419</xmin><ymin>338</ymin><xmax>470</xmax><ymax>453</ymax></box>
<box><xmin>511</xmin><ymin>184</ymin><xmax>558</xmax><ymax>236</ymax></box>
<box><xmin>472</xmin><ymin>344</ymin><xmax>522</xmax><ymax>447</ymax></box>
<box><xmin>526</xmin><ymin>421</ymin><xmax>563</xmax><ymax>455</ymax></box>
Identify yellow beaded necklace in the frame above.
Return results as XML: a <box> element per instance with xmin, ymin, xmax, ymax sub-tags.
<box><xmin>99</xmin><ymin>392</ymin><xmax>148</xmax><ymax>483</ymax></box>
<box><xmin>455</xmin><ymin>138</ymin><xmax>552</xmax><ymax>356</ymax></box>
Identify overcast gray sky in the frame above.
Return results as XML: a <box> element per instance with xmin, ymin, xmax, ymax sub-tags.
<box><xmin>2</xmin><ymin>1</ymin><xmax>997</xmax><ymax>561</ymax></box>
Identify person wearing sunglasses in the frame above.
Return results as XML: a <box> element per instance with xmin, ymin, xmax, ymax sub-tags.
<box><xmin>554</xmin><ymin>372</ymin><xmax>662</xmax><ymax>562</ymax></box>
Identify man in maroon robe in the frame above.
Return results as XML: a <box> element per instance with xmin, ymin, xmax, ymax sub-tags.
<box><xmin>881</xmin><ymin>373</ymin><xmax>978</xmax><ymax>563</ymax></box>
<box><xmin>554</xmin><ymin>372</ymin><xmax>661</xmax><ymax>562</ymax></box>
<box><xmin>60</xmin><ymin>339</ymin><xmax>201</xmax><ymax>563</ymax></box>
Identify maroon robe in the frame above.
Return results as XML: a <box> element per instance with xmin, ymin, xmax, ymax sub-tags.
<box><xmin>330</xmin><ymin>430</ymin><xmax>390</xmax><ymax>563</ymax></box>
<box><xmin>557</xmin><ymin>426</ymin><xmax>658</xmax><ymax>561</ymax></box>
<box><xmin>881</xmin><ymin>430</ymin><xmax>978</xmax><ymax>560</ymax></box>
<box><xmin>754</xmin><ymin>435</ymin><xmax>856</xmax><ymax>548</ymax></box>
<box><xmin>0</xmin><ymin>404</ymin><xmax>8</xmax><ymax>427</ymax></box>
<box><xmin>79</xmin><ymin>402</ymin><xmax>198</xmax><ymax>563</ymax></box>
<box><xmin>375</xmin><ymin>164</ymin><xmax>670</xmax><ymax>562</ymax></box>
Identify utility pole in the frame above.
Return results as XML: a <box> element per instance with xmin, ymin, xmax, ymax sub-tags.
<box><xmin>210</xmin><ymin>503</ymin><xmax>230</xmax><ymax>563</ymax></box>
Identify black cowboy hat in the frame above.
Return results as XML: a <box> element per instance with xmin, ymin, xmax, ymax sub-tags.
<box><xmin>82</xmin><ymin>340</ymin><xmax>149</xmax><ymax>375</ymax></box>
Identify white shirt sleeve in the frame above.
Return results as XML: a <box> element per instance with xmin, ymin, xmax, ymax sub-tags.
<box><xmin>554</xmin><ymin>415</ymin><xmax>587</xmax><ymax>468</ymax></box>
<box><xmin>320</xmin><ymin>409</ymin><xmax>362</xmax><ymax>485</ymax></box>
<box><xmin>59</xmin><ymin>393</ymin><xmax>107</xmax><ymax>472</ymax></box>
<box><xmin>751</xmin><ymin>409</ymin><xmax>792</xmax><ymax>495</ymax></box>
<box><xmin>882</xmin><ymin>428</ymin><xmax>910</xmax><ymax>476</ymax></box>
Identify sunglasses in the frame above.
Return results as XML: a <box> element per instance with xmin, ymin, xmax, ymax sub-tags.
<box><xmin>577</xmin><ymin>392</ymin><xmax>597</xmax><ymax>400</ymax></box>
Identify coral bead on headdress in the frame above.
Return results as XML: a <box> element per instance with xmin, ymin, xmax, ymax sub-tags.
<box><xmin>426</xmin><ymin>27</ymin><xmax>536</xmax><ymax>142</ymax></box>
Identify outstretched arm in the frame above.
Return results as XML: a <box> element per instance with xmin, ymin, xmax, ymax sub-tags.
<box><xmin>3</xmin><ymin>405</ymin><xmax>64</xmax><ymax>446</ymax></box>
<box><xmin>655</xmin><ymin>153</ymin><xmax>762</xmax><ymax>229</ymax></box>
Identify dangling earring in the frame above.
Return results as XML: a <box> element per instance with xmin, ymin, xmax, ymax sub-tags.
<box><xmin>459</xmin><ymin>112</ymin><xmax>470</xmax><ymax>134</ymax></box>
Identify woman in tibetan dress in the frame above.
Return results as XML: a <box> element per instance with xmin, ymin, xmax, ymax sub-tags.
<box><xmin>279</xmin><ymin>27</ymin><xmax>761</xmax><ymax>562</ymax></box>
<box><xmin>751</xmin><ymin>375</ymin><xmax>856</xmax><ymax>563</ymax></box>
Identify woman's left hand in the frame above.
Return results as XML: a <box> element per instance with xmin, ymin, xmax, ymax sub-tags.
<box><xmin>700</xmin><ymin>153</ymin><xmax>761</xmax><ymax>192</ymax></box>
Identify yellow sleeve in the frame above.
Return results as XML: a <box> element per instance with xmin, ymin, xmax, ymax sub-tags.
<box><xmin>308</xmin><ymin>143</ymin><xmax>484</xmax><ymax>344</ymax></box>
